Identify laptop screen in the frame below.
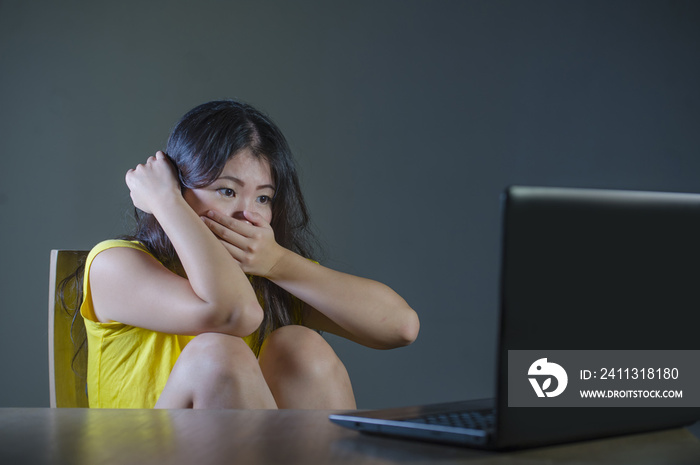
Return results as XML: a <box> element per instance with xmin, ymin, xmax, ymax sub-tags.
<box><xmin>496</xmin><ymin>186</ymin><xmax>700</xmax><ymax>448</ymax></box>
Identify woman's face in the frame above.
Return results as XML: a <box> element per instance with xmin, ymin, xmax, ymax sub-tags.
<box><xmin>183</xmin><ymin>149</ymin><xmax>275</xmax><ymax>224</ymax></box>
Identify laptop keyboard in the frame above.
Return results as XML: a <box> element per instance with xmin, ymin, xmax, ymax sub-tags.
<box><xmin>402</xmin><ymin>409</ymin><xmax>495</xmax><ymax>430</ymax></box>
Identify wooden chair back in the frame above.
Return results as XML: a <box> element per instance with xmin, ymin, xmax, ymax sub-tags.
<box><xmin>48</xmin><ymin>250</ymin><xmax>89</xmax><ymax>408</ymax></box>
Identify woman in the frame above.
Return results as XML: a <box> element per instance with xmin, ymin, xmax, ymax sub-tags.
<box><xmin>80</xmin><ymin>99</ymin><xmax>419</xmax><ymax>409</ymax></box>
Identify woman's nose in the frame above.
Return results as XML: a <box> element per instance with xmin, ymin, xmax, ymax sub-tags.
<box><xmin>231</xmin><ymin>210</ymin><xmax>247</xmax><ymax>221</ymax></box>
<box><xmin>230</xmin><ymin>202</ymin><xmax>255</xmax><ymax>223</ymax></box>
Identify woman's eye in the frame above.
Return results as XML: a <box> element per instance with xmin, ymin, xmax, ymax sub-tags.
<box><xmin>258</xmin><ymin>195</ymin><xmax>272</xmax><ymax>205</ymax></box>
<box><xmin>218</xmin><ymin>188</ymin><xmax>235</xmax><ymax>197</ymax></box>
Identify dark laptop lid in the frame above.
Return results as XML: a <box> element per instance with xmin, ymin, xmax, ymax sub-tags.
<box><xmin>495</xmin><ymin>186</ymin><xmax>700</xmax><ymax>449</ymax></box>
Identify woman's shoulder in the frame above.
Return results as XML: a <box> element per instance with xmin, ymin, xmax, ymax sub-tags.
<box><xmin>81</xmin><ymin>240</ymin><xmax>155</xmax><ymax>323</ymax></box>
<box><xmin>85</xmin><ymin>239</ymin><xmax>157</xmax><ymax>279</ymax></box>
<box><xmin>88</xmin><ymin>239</ymin><xmax>151</xmax><ymax>257</ymax></box>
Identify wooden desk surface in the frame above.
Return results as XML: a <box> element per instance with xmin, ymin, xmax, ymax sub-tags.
<box><xmin>1</xmin><ymin>408</ymin><xmax>699</xmax><ymax>464</ymax></box>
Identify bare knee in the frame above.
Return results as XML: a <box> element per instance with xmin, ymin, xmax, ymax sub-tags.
<box><xmin>260</xmin><ymin>325</ymin><xmax>343</xmax><ymax>380</ymax></box>
<box><xmin>159</xmin><ymin>333</ymin><xmax>275</xmax><ymax>409</ymax></box>
<box><xmin>258</xmin><ymin>325</ymin><xmax>355</xmax><ymax>409</ymax></box>
<box><xmin>179</xmin><ymin>333</ymin><xmax>258</xmax><ymax>376</ymax></box>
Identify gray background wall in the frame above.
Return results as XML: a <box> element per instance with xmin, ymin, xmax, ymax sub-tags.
<box><xmin>1</xmin><ymin>0</ymin><xmax>699</xmax><ymax>409</ymax></box>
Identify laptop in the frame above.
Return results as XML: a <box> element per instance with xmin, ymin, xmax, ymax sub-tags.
<box><xmin>330</xmin><ymin>186</ymin><xmax>700</xmax><ymax>450</ymax></box>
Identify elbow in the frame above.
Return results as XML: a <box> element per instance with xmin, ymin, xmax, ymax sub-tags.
<box><xmin>232</xmin><ymin>301</ymin><xmax>265</xmax><ymax>337</ymax></box>
<box><xmin>396</xmin><ymin>308</ymin><xmax>420</xmax><ymax>347</ymax></box>
<box><xmin>377</xmin><ymin>307</ymin><xmax>419</xmax><ymax>349</ymax></box>
<box><xmin>201</xmin><ymin>299</ymin><xmax>264</xmax><ymax>337</ymax></box>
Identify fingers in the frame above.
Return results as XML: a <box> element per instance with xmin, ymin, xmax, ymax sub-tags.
<box><xmin>201</xmin><ymin>216</ymin><xmax>253</xmax><ymax>270</ymax></box>
<box><xmin>204</xmin><ymin>210</ymin><xmax>262</xmax><ymax>237</ymax></box>
<box><xmin>200</xmin><ymin>209</ymin><xmax>280</xmax><ymax>276</ymax></box>
<box><xmin>201</xmin><ymin>210</ymin><xmax>269</xmax><ymax>257</ymax></box>
<box><xmin>201</xmin><ymin>214</ymin><xmax>248</xmax><ymax>248</ymax></box>
<box><xmin>216</xmin><ymin>237</ymin><xmax>246</xmax><ymax>265</ymax></box>
<box><xmin>242</xmin><ymin>210</ymin><xmax>266</xmax><ymax>227</ymax></box>
<box><xmin>126</xmin><ymin>152</ymin><xmax>164</xmax><ymax>175</ymax></box>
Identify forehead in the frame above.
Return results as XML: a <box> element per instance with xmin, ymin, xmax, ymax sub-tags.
<box><xmin>220</xmin><ymin>149</ymin><xmax>273</xmax><ymax>184</ymax></box>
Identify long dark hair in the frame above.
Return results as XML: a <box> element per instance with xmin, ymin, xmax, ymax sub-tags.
<box><xmin>58</xmin><ymin>256</ymin><xmax>88</xmax><ymax>380</ymax></box>
<box><xmin>65</xmin><ymin>99</ymin><xmax>319</xmax><ymax>356</ymax></box>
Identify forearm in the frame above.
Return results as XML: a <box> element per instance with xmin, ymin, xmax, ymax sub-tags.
<box><xmin>267</xmin><ymin>250</ymin><xmax>419</xmax><ymax>348</ymax></box>
<box><xmin>154</xmin><ymin>197</ymin><xmax>262</xmax><ymax>333</ymax></box>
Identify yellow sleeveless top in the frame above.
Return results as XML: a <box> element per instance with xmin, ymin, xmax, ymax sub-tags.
<box><xmin>80</xmin><ymin>239</ymin><xmax>256</xmax><ymax>408</ymax></box>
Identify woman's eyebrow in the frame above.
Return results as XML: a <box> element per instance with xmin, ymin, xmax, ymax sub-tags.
<box><xmin>218</xmin><ymin>175</ymin><xmax>275</xmax><ymax>191</ymax></box>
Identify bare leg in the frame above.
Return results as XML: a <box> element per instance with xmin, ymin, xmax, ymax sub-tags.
<box><xmin>156</xmin><ymin>333</ymin><xmax>277</xmax><ymax>409</ymax></box>
<box><xmin>258</xmin><ymin>325</ymin><xmax>356</xmax><ymax>409</ymax></box>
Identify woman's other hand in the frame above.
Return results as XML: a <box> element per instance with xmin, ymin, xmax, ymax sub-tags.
<box><xmin>202</xmin><ymin>209</ymin><xmax>285</xmax><ymax>277</ymax></box>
